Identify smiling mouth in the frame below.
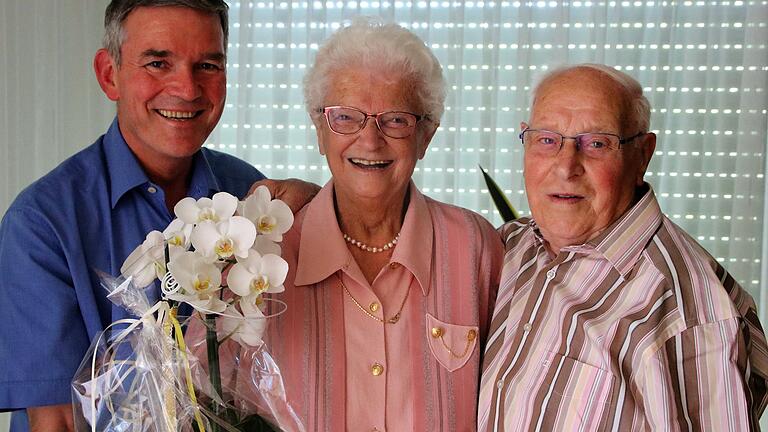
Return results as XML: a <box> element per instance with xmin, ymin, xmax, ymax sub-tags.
<box><xmin>550</xmin><ymin>193</ymin><xmax>584</xmax><ymax>201</ymax></box>
<box><xmin>156</xmin><ymin>109</ymin><xmax>202</xmax><ymax>120</ymax></box>
<box><xmin>349</xmin><ymin>158</ymin><xmax>393</xmax><ymax>169</ymax></box>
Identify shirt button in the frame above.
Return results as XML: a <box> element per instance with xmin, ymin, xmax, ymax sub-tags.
<box><xmin>371</xmin><ymin>363</ymin><xmax>384</xmax><ymax>376</ymax></box>
<box><xmin>523</xmin><ymin>323</ymin><xmax>532</xmax><ymax>332</ymax></box>
<box><xmin>389</xmin><ymin>262</ymin><xmax>399</xmax><ymax>269</ymax></box>
<box><xmin>497</xmin><ymin>379</ymin><xmax>504</xmax><ymax>389</ymax></box>
<box><xmin>546</xmin><ymin>269</ymin><xmax>556</xmax><ymax>279</ymax></box>
<box><xmin>369</xmin><ymin>302</ymin><xmax>380</xmax><ymax>313</ymax></box>
<box><xmin>147</xmin><ymin>186</ymin><xmax>157</xmax><ymax>194</ymax></box>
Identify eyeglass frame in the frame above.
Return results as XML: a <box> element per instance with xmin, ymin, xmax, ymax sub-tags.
<box><xmin>316</xmin><ymin>105</ymin><xmax>430</xmax><ymax>139</ymax></box>
<box><xmin>518</xmin><ymin>127</ymin><xmax>647</xmax><ymax>156</ymax></box>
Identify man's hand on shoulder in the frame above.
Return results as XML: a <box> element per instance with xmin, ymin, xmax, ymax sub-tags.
<box><xmin>250</xmin><ymin>178</ymin><xmax>320</xmax><ymax>214</ymax></box>
<box><xmin>28</xmin><ymin>403</ymin><xmax>74</xmax><ymax>432</ymax></box>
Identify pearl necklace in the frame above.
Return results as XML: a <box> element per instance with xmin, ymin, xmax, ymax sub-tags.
<box><xmin>342</xmin><ymin>232</ymin><xmax>400</xmax><ymax>253</ymax></box>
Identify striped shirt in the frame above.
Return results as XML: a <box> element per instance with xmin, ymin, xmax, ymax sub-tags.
<box><xmin>478</xmin><ymin>185</ymin><xmax>768</xmax><ymax>431</ymax></box>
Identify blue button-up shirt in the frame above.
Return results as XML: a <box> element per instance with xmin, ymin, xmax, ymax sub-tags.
<box><xmin>0</xmin><ymin>119</ymin><xmax>264</xmax><ymax>430</ymax></box>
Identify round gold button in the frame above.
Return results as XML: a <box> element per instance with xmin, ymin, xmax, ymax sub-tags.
<box><xmin>369</xmin><ymin>302</ymin><xmax>380</xmax><ymax>313</ymax></box>
<box><xmin>371</xmin><ymin>363</ymin><xmax>384</xmax><ymax>376</ymax></box>
<box><xmin>467</xmin><ymin>329</ymin><xmax>477</xmax><ymax>341</ymax></box>
<box><xmin>431</xmin><ymin>327</ymin><xmax>443</xmax><ymax>338</ymax></box>
<box><xmin>389</xmin><ymin>262</ymin><xmax>399</xmax><ymax>269</ymax></box>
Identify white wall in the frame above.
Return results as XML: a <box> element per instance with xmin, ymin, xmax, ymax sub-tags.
<box><xmin>1</xmin><ymin>0</ymin><xmax>114</xmax><ymax>216</ymax></box>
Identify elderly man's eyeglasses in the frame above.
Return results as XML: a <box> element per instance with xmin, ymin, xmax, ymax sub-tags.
<box><xmin>319</xmin><ymin>106</ymin><xmax>425</xmax><ymax>139</ymax></box>
<box><xmin>519</xmin><ymin>128</ymin><xmax>646</xmax><ymax>159</ymax></box>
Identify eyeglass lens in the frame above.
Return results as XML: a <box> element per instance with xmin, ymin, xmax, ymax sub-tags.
<box><xmin>522</xmin><ymin>129</ymin><xmax>621</xmax><ymax>157</ymax></box>
<box><xmin>326</xmin><ymin>107</ymin><xmax>418</xmax><ymax>138</ymax></box>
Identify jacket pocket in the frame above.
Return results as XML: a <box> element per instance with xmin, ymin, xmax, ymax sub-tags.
<box><xmin>425</xmin><ymin>313</ymin><xmax>479</xmax><ymax>372</ymax></box>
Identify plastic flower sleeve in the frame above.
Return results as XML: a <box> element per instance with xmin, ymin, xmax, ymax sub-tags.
<box><xmin>184</xmin><ymin>303</ymin><xmax>305</xmax><ymax>432</ymax></box>
<box><xmin>71</xmin><ymin>245</ymin><xmax>305</xmax><ymax>432</ymax></box>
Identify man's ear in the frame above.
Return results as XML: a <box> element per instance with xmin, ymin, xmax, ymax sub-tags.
<box><xmin>94</xmin><ymin>49</ymin><xmax>120</xmax><ymax>101</ymax></box>
<box><xmin>635</xmin><ymin>132</ymin><xmax>656</xmax><ymax>186</ymax></box>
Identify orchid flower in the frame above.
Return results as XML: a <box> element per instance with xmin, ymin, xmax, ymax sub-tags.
<box><xmin>252</xmin><ymin>236</ymin><xmax>282</xmax><ymax>256</ymax></box>
<box><xmin>220</xmin><ymin>301</ymin><xmax>267</xmax><ymax>346</ymax></box>
<box><xmin>162</xmin><ymin>218</ymin><xmax>193</xmax><ymax>251</ymax></box>
<box><xmin>190</xmin><ymin>216</ymin><xmax>257</xmax><ymax>262</ymax></box>
<box><xmin>174</xmin><ymin>191</ymin><xmax>238</xmax><ymax>225</ymax></box>
<box><xmin>227</xmin><ymin>251</ymin><xmax>288</xmax><ymax>302</ymax></box>
<box><xmin>165</xmin><ymin>251</ymin><xmax>226</xmax><ymax>313</ymax></box>
<box><xmin>120</xmin><ymin>231</ymin><xmax>165</xmax><ymax>288</ymax></box>
<box><xmin>240</xmin><ymin>186</ymin><xmax>294</xmax><ymax>242</ymax></box>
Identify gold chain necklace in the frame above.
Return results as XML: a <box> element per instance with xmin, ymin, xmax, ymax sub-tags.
<box><xmin>339</xmin><ymin>276</ymin><xmax>409</xmax><ymax>324</ymax></box>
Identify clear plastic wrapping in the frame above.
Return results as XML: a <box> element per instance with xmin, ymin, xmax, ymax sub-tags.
<box><xmin>72</xmin><ymin>270</ymin><xmax>304</xmax><ymax>431</ymax></box>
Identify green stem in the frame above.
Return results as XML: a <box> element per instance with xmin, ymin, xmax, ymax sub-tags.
<box><xmin>205</xmin><ymin>314</ymin><xmax>222</xmax><ymax>432</ymax></box>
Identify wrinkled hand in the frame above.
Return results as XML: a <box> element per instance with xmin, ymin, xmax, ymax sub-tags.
<box><xmin>249</xmin><ymin>178</ymin><xmax>321</xmax><ymax>214</ymax></box>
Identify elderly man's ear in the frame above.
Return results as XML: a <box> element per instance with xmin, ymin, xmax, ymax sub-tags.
<box><xmin>635</xmin><ymin>132</ymin><xmax>657</xmax><ymax>186</ymax></box>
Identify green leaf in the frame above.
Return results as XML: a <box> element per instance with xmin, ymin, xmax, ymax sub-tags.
<box><xmin>479</xmin><ymin>165</ymin><xmax>519</xmax><ymax>222</ymax></box>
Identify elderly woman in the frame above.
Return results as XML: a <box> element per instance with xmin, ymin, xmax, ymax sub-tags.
<box><xmin>254</xmin><ymin>19</ymin><xmax>503</xmax><ymax>431</ymax></box>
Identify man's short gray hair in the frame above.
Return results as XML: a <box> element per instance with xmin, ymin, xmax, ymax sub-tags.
<box><xmin>103</xmin><ymin>0</ymin><xmax>229</xmax><ymax>66</ymax></box>
<box><xmin>303</xmin><ymin>17</ymin><xmax>446</xmax><ymax>124</ymax></box>
<box><xmin>531</xmin><ymin>64</ymin><xmax>651</xmax><ymax>135</ymax></box>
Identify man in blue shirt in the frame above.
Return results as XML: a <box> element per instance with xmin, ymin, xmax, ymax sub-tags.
<box><xmin>0</xmin><ymin>1</ymin><xmax>290</xmax><ymax>430</ymax></box>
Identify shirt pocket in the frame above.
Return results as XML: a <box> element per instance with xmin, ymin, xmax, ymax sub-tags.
<box><xmin>425</xmin><ymin>313</ymin><xmax>479</xmax><ymax>372</ymax></box>
<box><xmin>541</xmin><ymin>351</ymin><xmax>615</xmax><ymax>431</ymax></box>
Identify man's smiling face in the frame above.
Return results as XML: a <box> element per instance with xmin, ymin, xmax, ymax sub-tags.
<box><xmin>523</xmin><ymin>67</ymin><xmax>654</xmax><ymax>254</ymax></box>
<box><xmin>103</xmin><ymin>6</ymin><xmax>227</xmax><ymax>171</ymax></box>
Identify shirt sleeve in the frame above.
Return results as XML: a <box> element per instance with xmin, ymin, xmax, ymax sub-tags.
<box><xmin>636</xmin><ymin>318</ymin><xmax>762</xmax><ymax>431</ymax></box>
<box><xmin>0</xmin><ymin>206</ymin><xmax>91</xmax><ymax>409</ymax></box>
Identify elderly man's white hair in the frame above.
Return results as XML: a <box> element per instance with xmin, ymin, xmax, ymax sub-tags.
<box><xmin>530</xmin><ymin>64</ymin><xmax>652</xmax><ymax>135</ymax></box>
<box><xmin>303</xmin><ymin>17</ymin><xmax>446</xmax><ymax>124</ymax></box>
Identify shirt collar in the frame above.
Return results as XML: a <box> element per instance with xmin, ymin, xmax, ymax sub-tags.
<box><xmin>391</xmin><ymin>183</ymin><xmax>433</xmax><ymax>296</ymax></box>
<box><xmin>187</xmin><ymin>148</ymin><xmax>222</xmax><ymax>198</ymax></box>
<box><xmin>559</xmin><ymin>184</ymin><xmax>663</xmax><ymax>277</ymax></box>
<box><xmin>105</xmin><ymin>119</ymin><xmax>148</xmax><ymax>209</ymax></box>
<box><xmin>295</xmin><ymin>181</ymin><xmax>433</xmax><ymax>296</ymax></box>
<box><xmin>106</xmin><ymin>118</ymin><xmax>221</xmax><ymax>208</ymax></box>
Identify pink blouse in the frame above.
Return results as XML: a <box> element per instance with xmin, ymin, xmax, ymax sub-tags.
<box><xmin>231</xmin><ymin>181</ymin><xmax>502</xmax><ymax>431</ymax></box>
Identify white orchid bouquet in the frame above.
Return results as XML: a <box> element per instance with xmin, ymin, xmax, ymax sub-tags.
<box><xmin>71</xmin><ymin>187</ymin><xmax>304</xmax><ymax>432</ymax></box>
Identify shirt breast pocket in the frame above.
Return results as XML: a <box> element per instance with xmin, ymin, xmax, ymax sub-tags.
<box><xmin>425</xmin><ymin>313</ymin><xmax>478</xmax><ymax>372</ymax></box>
<box><xmin>541</xmin><ymin>351</ymin><xmax>615</xmax><ymax>431</ymax></box>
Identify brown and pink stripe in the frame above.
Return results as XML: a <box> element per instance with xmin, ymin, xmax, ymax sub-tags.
<box><xmin>479</xmin><ymin>187</ymin><xmax>768</xmax><ymax>431</ymax></box>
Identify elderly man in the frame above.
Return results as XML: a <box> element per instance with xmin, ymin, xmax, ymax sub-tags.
<box><xmin>0</xmin><ymin>1</ymin><xmax>313</xmax><ymax>430</ymax></box>
<box><xmin>479</xmin><ymin>64</ymin><xmax>768</xmax><ymax>431</ymax></box>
